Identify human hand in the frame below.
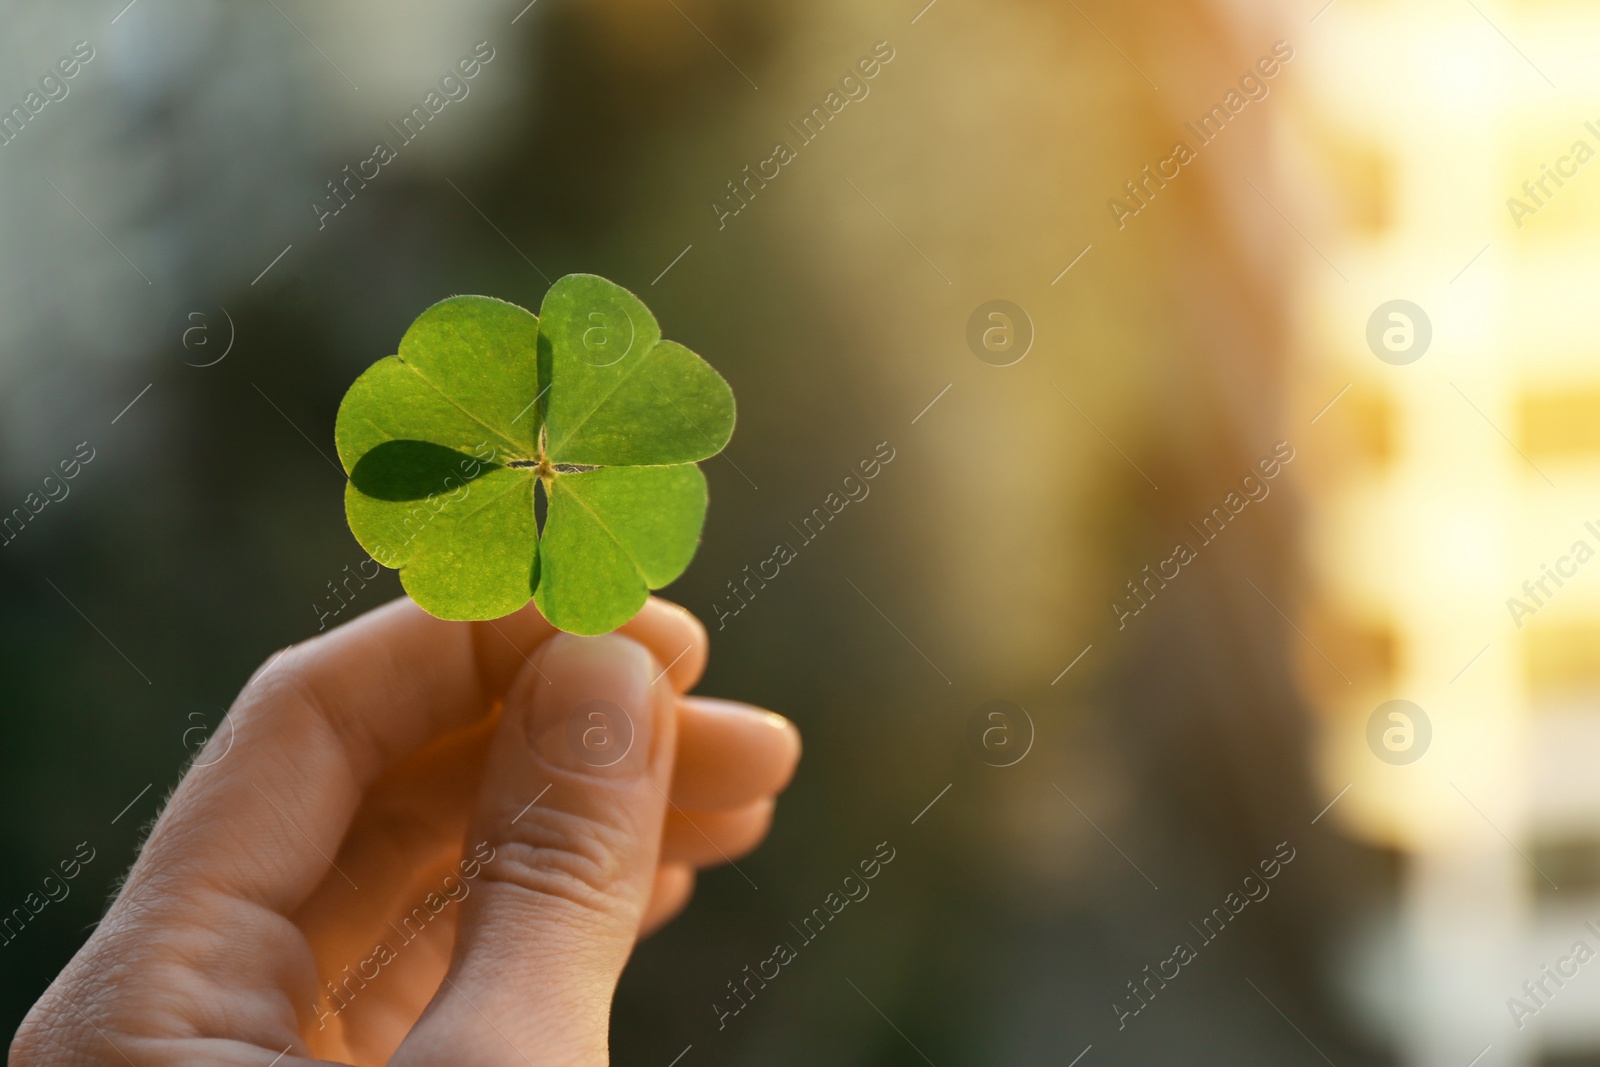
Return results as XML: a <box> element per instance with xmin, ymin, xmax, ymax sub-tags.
<box><xmin>12</xmin><ymin>596</ymin><xmax>800</xmax><ymax>1066</ymax></box>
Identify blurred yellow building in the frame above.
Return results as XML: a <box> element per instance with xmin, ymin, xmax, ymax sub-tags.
<box><xmin>1292</xmin><ymin>2</ymin><xmax>1600</xmax><ymax>1062</ymax></box>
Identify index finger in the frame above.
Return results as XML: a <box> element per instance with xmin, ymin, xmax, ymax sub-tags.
<box><xmin>124</xmin><ymin>595</ymin><xmax>705</xmax><ymax>918</ymax></box>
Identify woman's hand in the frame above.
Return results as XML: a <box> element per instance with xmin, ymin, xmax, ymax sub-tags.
<box><xmin>11</xmin><ymin>596</ymin><xmax>800</xmax><ymax>1066</ymax></box>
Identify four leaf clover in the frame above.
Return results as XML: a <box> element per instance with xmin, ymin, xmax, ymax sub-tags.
<box><xmin>334</xmin><ymin>274</ymin><xmax>735</xmax><ymax>634</ymax></box>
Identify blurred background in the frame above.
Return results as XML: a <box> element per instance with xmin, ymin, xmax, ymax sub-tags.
<box><xmin>1</xmin><ymin>0</ymin><xmax>1593</xmax><ymax>1062</ymax></box>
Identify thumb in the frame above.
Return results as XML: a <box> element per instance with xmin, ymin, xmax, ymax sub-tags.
<box><xmin>392</xmin><ymin>632</ymin><xmax>676</xmax><ymax>1067</ymax></box>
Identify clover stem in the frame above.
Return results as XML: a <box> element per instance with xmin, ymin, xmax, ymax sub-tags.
<box><xmin>507</xmin><ymin>442</ymin><xmax>600</xmax><ymax>481</ymax></box>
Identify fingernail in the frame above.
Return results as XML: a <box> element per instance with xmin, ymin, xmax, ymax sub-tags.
<box><xmin>524</xmin><ymin>634</ymin><xmax>657</xmax><ymax>778</ymax></box>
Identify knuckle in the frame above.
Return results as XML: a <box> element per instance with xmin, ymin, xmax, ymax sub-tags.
<box><xmin>11</xmin><ymin>1000</ymin><xmax>100</xmax><ymax>1066</ymax></box>
<box><xmin>241</xmin><ymin>647</ymin><xmax>380</xmax><ymax>770</ymax></box>
<box><xmin>483</xmin><ymin>806</ymin><xmax>638</xmax><ymax>917</ymax></box>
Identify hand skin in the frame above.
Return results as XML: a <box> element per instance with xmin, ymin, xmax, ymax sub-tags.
<box><xmin>11</xmin><ymin>596</ymin><xmax>800</xmax><ymax>1066</ymax></box>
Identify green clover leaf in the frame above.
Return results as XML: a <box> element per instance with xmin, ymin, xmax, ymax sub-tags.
<box><xmin>334</xmin><ymin>274</ymin><xmax>735</xmax><ymax>634</ymax></box>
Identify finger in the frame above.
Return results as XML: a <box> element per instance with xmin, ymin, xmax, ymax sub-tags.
<box><xmin>638</xmin><ymin>864</ymin><xmax>695</xmax><ymax>938</ymax></box>
<box><xmin>476</xmin><ymin>597</ymin><xmax>708</xmax><ymax>696</ymax></box>
<box><xmin>289</xmin><ymin>602</ymin><xmax>701</xmax><ymax>1060</ymax></box>
<box><xmin>291</xmin><ymin>599</ymin><xmax>700</xmax><ymax>942</ymax></box>
<box><xmin>293</xmin><ymin>713</ymin><xmax>495</xmax><ymax>1063</ymax></box>
<box><xmin>672</xmin><ymin>697</ymin><xmax>801</xmax><ymax>809</ymax></box>
<box><xmin>660</xmin><ymin>799</ymin><xmax>775</xmax><ymax>868</ymax></box>
<box><xmin>16</xmin><ymin>586</ymin><xmax>700</xmax><ymax>1064</ymax></box>
<box><xmin>391</xmin><ymin>633</ymin><xmax>675</xmax><ymax>1067</ymax></box>
<box><xmin>128</xmin><ymin>595</ymin><xmax>701</xmax><ymax>918</ymax></box>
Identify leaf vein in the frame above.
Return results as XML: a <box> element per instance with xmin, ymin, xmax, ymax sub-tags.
<box><xmin>443</xmin><ymin>470</ymin><xmax>533</xmax><ymax>528</ymax></box>
<box><xmin>556</xmin><ymin>477</ymin><xmax>649</xmax><ymax>583</ymax></box>
<box><xmin>546</xmin><ymin>345</ymin><xmax>660</xmax><ymax>458</ymax></box>
<box><xmin>394</xmin><ymin>353</ymin><xmax>531</xmax><ymax>459</ymax></box>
